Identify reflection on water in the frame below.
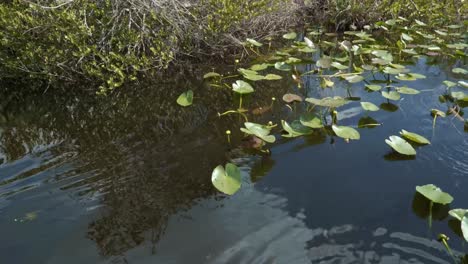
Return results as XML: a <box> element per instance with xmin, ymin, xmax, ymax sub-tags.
<box><xmin>0</xmin><ymin>53</ymin><xmax>467</xmax><ymax>263</ymax></box>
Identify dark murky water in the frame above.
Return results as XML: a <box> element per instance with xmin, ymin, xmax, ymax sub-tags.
<box><xmin>0</xmin><ymin>55</ymin><xmax>467</xmax><ymax>263</ymax></box>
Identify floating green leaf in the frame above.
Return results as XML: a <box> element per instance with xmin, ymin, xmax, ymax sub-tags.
<box><xmin>282</xmin><ymin>93</ymin><xmax>302</xmax><ymax>103</ymax></box>
<box><xmin>250</xmin><ymin>63</ymin><xmax>269</xmax><ymax>71</ymax></box>
<box><xmin>240</xmin><ymin>122</ymin><xmax>275</xmax><ymax>143</ymax></box>
<box><xmin>332</xmin><ymin>125</ymin><xmax>360</xmax><ymax>140</ymax></box>
<box><xmin>452</xmin><ymin>68</ymin><xmax>467</xmax><ymax>74</ymax></box>
<box><xmin>274</xmin><ymin>62</ymin><xmax>292</xmax><ymax>71</ymax></box>
<box><xmin>399</xmin><ymin>130</ymin><xmax>430</xmax><ymax>144</ymax></box>
<box><xmin>401</xmin><ymin>33</ymin><xmax>413</xmax><ymax>41</ymax></box>
<box><xmin>176</xmin><ymin>90</ymin><xmax>194</xmax><ymax>106</ymax></box>
<box><xmin>283</xmin><ymin>32</ymin><xmax>297</xmax><ymax>40</ymax></box>
<box><xmin>462</xmin><ymin>214</ymin><xmax>468</xmax><ymax>242</ymax></box>
<box><xmin>345</xmin><ymin>75</ymin><xmax>364</xmax><ymax>83</ymax></box>
<box><xmin>246</xmin><ymin>38</ymin><xmax>263</xmax><ymax>47</ymax></box>
<box><xmin>415</xmin><ymin>184</ymin><xmax>453</xmax><ymax>204</ymax></box>
<box><xmin>316</xmin><ymin>56</ymin><xmax>332</xmax><ymax>68</ymax></box>
<box><xmin>305</xmin><ymin>96</ymin><xmax>348</xmax><ymax>108</ymax></box>
<box><xmin>396</xmin><ymin>86</ymin><xmax>420</xmax><ymax>94</ymax></box>
<box><xmin>211</xmin><ymin>163</ymin><xmax>241</xmax><ymax>195</ymax></box>
<box><xmin>382</xmin><ymin>91</ymin><xmax>401</xmax><ymax>100</ymax></box>
<box><xmin>385</xmin><ymin>135</ymin><xmax>416</xmax><ymax>155</ymax></box>
<box><xmin>264</xmin><ymin>74</ymin><xmax>282</xmax><ymax>80</ymax></box>
<box><xmin>232</xmin><ymin>80</ymin><xmax>254</xmax><ymax>94</ymax></box>
<box><xmin>282</xmin><ymin>120</ymin><xmax>313</xmax><ymax>137</ymax></box>
<box><xmin>203</xmin><ymin>72</ymin><xmax>221</xmax><ymax>79</ymax></box>
<box><xmin>361</xmin><ymin>102</ymin><xmax>379</xmax><ymax>111</ymax></box>
<box><xmin>451</xmin><ymin>91</ymin><xmax>468</xmax><ymax>101</ymax></box>
<box><xmin>243</xmin><ymin>73</ymin><xmax>264</xmax><ymax>81</ymax></box>
<box><xmin>331</xmin><ymin>62</ymin><xmax>348</xmax><ymax>70</ymax></box>
<box><xmin>366</xmin><ymin>84</ymin><xmax>382</xmax><ymax>91</ymax></box>
<box><xmin>449</xmin><ymin>209</ymin><xmax>468</xmax><ymax>221</ymax></box>
<box><xmin>300</xmin><ymin>113</ymin><xmax>323</xmax><ymax>128</ymax></box>
<box><xmin>304</xmin><ymin>37</ymin><xmax>315</xmax><ymax>48</ymax></box>
<box><xmin>442</xmin><ymin>80</ymin><xmax>457</xmax><ymax>88</ymax></box>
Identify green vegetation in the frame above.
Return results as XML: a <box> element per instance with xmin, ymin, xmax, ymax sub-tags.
<box><xmin>1</xmin><ymin>0</ymin><xmax>466</xmax><ymax>93</ymax></box>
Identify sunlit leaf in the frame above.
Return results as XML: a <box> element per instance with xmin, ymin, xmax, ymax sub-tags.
<box><xmin>240</xmin><ymin>122</ymin><xmax>275</xmax><ymax>143</ymax></box>
<box><xmin>453</xmin><ymin>68</ymin><xmax>468</xmax><ymax>75</ymax></box>
<box><xmin>203</xmin><ymin>72</ymin><xmax>221</xmax><ymax>79</ymax></box>
<box><xmin>176</xmin><ymin>90</ymin><xmax>193</xmax><ymax>106</ymax></box>
<box><xmin>366</xmin><ymin>84</ymin><xmax>382</xmax><ymax>91</ymax></box>
<box><xmin>281</xmin><ymin>120</ymin><xmax>313</xmax><ymax>137</ymax></box>
<box><xmin>345</xmin><ymin>75</ymin><xmax>364</xmax><ymax>83</ymax></box>
<box><xmin>449</xmin><ymin>209</ymin><xmax>468</xmax><ymax>221</ymax></box>
<box><xmin>361</xmin><ymin>102</ymin><xmax>379</xmax><ymax>111</ymax></box>
<box><xmin>275</xmin><ymin>62</ymin><xmax>292</xmax><ymax>71</ymax></box>
<box><xmin>300</xmin><ymin>113</ymin><xmax>323</xmax><ymax>128</ymax></box>
<box><xmin>283</xmin><ymin>32</ymin><xmax>297</xmax><ymax>40</ymax></box>
<box><xmin>246</xmin><ymin>38</ymin><xmax>263</xmax><ymax>47</ymax></box>
<box><xmin>396</xmin><ymin>86</ymin><xmax>420</xmax><ymax>94</ymax></box>
<box><xmin>385</xmin><ymin>135</ymin><xmax>416</xmax><ymax>155</ymax></box>
<box><xmin>250</xmin><ymin>63</ymin><xmax>269</xmax><ymax>71</ymax></box>
<box><xmin>264</xmin><ymin>74</ymin><xmax>282</xmax><ymax>80</ymax></box>
<box><xmin>415</xmin><ymin>184</ymin><xmax>453</xmax><ymax>204</ymax></box>
<box><xmin>332</xmin><ymin>125</ymin><xmax>360</xmax><ymax>140</ymax></box>
<box><xmin>316</xmin><ymin>56</ymin><xmax>332</xmax><ymax>68</ymax></box>
<box><xmin>382</xmin><ymin>91</ymin><xmax>400</xmax><ymax>100</ymax></box>
<box><xmin>331</xmin><ymin>62</ymin><xmax>348</xmax><ymax>70</ymax></box>
<box><xmin>401</xmin><ymin>33</ymin><xmax>414</xmax><ymax>41</ymax></box>
<box><xmin>232</xmin><ymin>80</ymin><xmax>254</xmax><ymax>94</ymax></box>
<box><xmin>462</xmin><ymin>214</ymin><xmax>468</xmax><ymax>242</ymax></box>
<box><xmin>399</xmin><ymin>129</ymin><xmax>430</xmax><ymax>144</ymax></box>
<box><xmin>451</xmin><ymin>91</ymin><xmax>468</xmax><ymax>101</ymax></box>
<box><xmin>211</xmin><ymin>163</ymin><xmax>241</xmax><ymax>195</ymax></box>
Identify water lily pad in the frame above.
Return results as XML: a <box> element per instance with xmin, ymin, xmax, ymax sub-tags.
<box><xmin>240</xmin><ymin>122</ymin><xmax>275</xmax><ymax>143</ymax></box>
<box><xmin>383</xmin><ymin>67</ymin><xmax>409</xmax><ymax>75</ymax></box>
<box><xmin>395</xmin><ymin>73</ymin><xmax>426</xmax><ymax>81</ymax></box>
<box><xmin>361</xmin><ymin>102</ymin><xmax>379</xmax><ymax>111</ymax></box>
<box><xmin>232</xmin><ymin>80</ymin><xmax>254</xmax><ymax>94</ymax></box>
<box><xmin>211</xmin><ymin>163</ymin><xmax>241</xmax><ymax>195</ymax></box>
<box><xmin>396</xmin><ymin>86</ymin><xmax>420</xmax><ymax>94</ymax></box>
<box><xmin>331</xmin><ymin>62</ymin><xmax>348</xmax><ymax>70</ymax></box>
<box><xmin>304</xmin><ymin>37</ymin><xmax>315</xmax><ymax>48</ymax></box>
<box><xmin>305</xmin><ymin>96</ymin><xmax>348</xmax><ymax>108</ymax></box>
<box><xmin>399</xmin><ymin>130</ymin><xmax>430</xmax><ymax>144</ymax></box>
<box><xmin>332</xmin><ymin>125</ymin><xmax>360</xmax><ymax>140</ymax></box>
<box><xmin>382</xmin><ymin>91</ymin><xmax>401</xmax><ymax>101</ymax></box>
<box><xmin>203</xmin><ymin>72</ymin><xmax>221</xmax><ymax>79</ymax></box>
<box><xmin>285</xmin><ymin>57</ymin><xmax>301</xmax><ymax>64</ymax></box>
<box><xmin>401</xmin><ymin>33</ymin><xmax>413</xmax><ymax>41</ymax></box>
<box><xmin>300</xmin><ymin>113</ymin><xmax>323</xmax><ymax>128</ymax></box>
<box><xmin>282</xmin><ymin>120</ymin><xmax>313</xmax><ymax>137</ymax></box>
<box><xmin>459</xmin><ymin>81</ymin><xmax>468</xmax><ymax>88</ymax></box>
<box><xmin>451</xmin><ymin>91</ymin><xmax>468</xmax><ymax>101</ymax></box>
<box><xmin>442</xmin><ymin>80</ymin><xmax>457</xmax><ymax>88</ymax></box>
<box><xmin>298</xmin><ymin>46</ymin><xmax>316</xmax><ymax>53</ymax></box>
<box><xmin>415</xmin><ymin>184</ymin><xmax>453</xmax><ymax>204</ymax></box>
<box><xmin>431</xmin><ymin>109</ymin><xmax>446</xmax><ymax>117</ymax></box>
<box><xmin>385</xmin><ymin>135</ymin><xmax>416</xmax><ymax>155</ymax></box>
<box><xmin>282</xmin><ymin>93</ymin><xmax>302</xmax><ymax>103</ymax></box>
<box><xmin>345</xmin><ymin>75</ymin><xmax>364</xmax><ymax>83</ymax></box>
<box><xmin>452</xmin><ymin>68</ymin><xmax>467</xmax><ymax>74</ymax></box>
<box><xmin>250</xmin><ymin>63</ymin><xmax>269</xmax><ymax>71</ymax></box>
<box><xmin>449</xmin><ymin>209</ymin><xmax>468</xmax><ymax>221</ymax></box>
<box><xmin>463</xmin><ymin>214</ymin><xmax>468</xmax><ymax>242</ymax></box>
<box><xmin>274</xmin><ymin>62</ymin><xmax>292</xmax><ymax>71</ymax></box>
<box><xmin>366</xmin><ymin>84</ymin><xmax>382</xmax><ymax>91</ymax></box>
<box><xmin>246</xmin><ymin>38</ymin><xmax>263</xmax><ymax>47</ymax></box>
<box><xmin>264</xmin><ymin>74</ymin><xmax>282</xmax><ymax>80</ymax></box>
<box><xmin>283</xmin><ymin>32</ymin><xmax>297</xmax><ymax>40</ymax></box>
<box><xmin>316</xmin><ymin>56</ymin><xmax>332</xmax><ymax>68</ymax></box>
<box><xmin>415</xmin><ymin>19</ymin><xmax>427</xmax><ymax>26</ymax></box>
<box><xmin>243</xmin><ymin>73</ymin><xmax>264</xmax><ymax>81</ymax></box>
<box><xmin>176</xmin><ymin>90</ymin><xmax>193</xmax><ymax>106</ymax></box>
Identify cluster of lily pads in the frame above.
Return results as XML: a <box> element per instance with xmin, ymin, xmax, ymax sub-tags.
<box><xmin>415</xmin><ymin>184</ymin><xmax>468</xmax><ymax>260</ymax></box>
<box><xmin>177</xmin><ymin>18</ymin><xmax>466</xmax><ymax>198</ymax></box>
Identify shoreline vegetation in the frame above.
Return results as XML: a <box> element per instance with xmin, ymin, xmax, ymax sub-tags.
<box><xmin>0</xmin><ymin>0</ymin><xmax>466</xmax><ymax>94</ymax></box>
